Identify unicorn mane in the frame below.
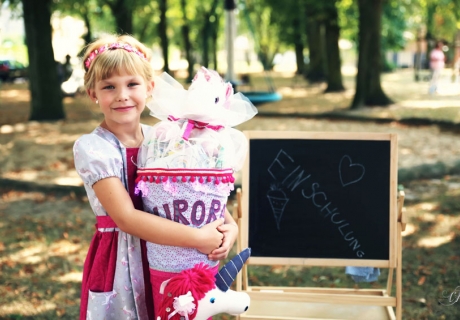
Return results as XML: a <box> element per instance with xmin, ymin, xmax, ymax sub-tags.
<box><xmin>157</xmin><ymin>263</ymin><xmax>216</xmax><ymax>320</ymax></box>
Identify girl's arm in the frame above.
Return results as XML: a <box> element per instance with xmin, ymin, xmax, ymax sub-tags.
<box><xmin>93</xmin><ymin>177</ymin><xmax>224</xmax><ymax>254</ymax></box>
<box><xmin>208</xmin><ymin>208</ymin><xmax>239</xmax><ymax>261</ymax></box>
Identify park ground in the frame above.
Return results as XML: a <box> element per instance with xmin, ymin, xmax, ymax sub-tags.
<box><xmin>1</xmin><ymin>68</ymin><xmax>460</xmax><ymax>319</ymax></box>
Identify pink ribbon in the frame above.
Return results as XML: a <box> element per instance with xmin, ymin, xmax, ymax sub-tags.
<box><xmin>168</xmin><ymin>115</ymin><xmax>224</xmax><ymax>141</ymax></box>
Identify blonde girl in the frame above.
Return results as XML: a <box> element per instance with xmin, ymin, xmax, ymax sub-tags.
<box><xmin>73</xmin><ymin>34</ymin><xmax>228</xmax><ymax>320</ymax></box>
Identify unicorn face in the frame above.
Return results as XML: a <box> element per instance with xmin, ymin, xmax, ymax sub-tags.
<box><xmin>193</xmin><ymin>288</ymin><xmax>250</xmax><ymax>320</ymax></box>
<box><xmin>156</xmin><ymin>248</ymin><xmax>251</xmax><ymax>320</ymax></box>
<box><xmin>183</xmin><ymin>67</ymin><xmax>234</xmax><ymax>123</ymax></box>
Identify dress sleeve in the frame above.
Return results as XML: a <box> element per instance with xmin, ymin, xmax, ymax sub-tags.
<box><xmin>73</xmin><ymin>134</ymin><xmax>124</xmax><ymax>187</ymax></box>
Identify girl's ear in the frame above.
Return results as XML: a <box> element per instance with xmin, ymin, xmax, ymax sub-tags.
<box><xmin>87</xmin><ymin>88</ymin><xmax>97</xmax><ymax>102</ymax></box>
<box><xmin>147</xmin><ymin>80</ymin><xmax>155</xmax><ymax>96</ymax></box>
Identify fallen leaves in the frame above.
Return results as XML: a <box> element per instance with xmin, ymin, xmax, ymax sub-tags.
<box><xmin>0</xmin><ymin>189</ymin><xmax>94</xmax><ymax>318</ymax></box>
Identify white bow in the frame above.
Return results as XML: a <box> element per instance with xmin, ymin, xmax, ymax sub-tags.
<box><xmin>168</xmin><ymin>291</ymin><xmax>196</xmax><ymax>320</ymax></box>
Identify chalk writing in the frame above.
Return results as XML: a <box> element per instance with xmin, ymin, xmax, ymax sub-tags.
<box><xmin>267</xmin><ymin>150</ymin><xmax>311</xmax><ymax>229</ymax></box>
<box><xmin>266</xmin><ymin>149</ymin><xmax>366</xmax><ymax>258</ymax></box>
<box><xmin>339</xmin><ymin>155</ymin><xmax>365</xmax><ymax>187</ymax></box>
<box><xmin>267</xmin><ymin>184</ymin><xmax>289</xmax><ymax>230</ymax></box>
<box><xmin>302</xmin><ymin>183</ymin><xmax>365</xmax><ymax>258</ymax></box>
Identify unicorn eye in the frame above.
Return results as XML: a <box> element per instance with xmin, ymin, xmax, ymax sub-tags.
<box><xmin>214</xmin><ymin>97</ymin><xmax>219</xmax><ymax>104</ymax></box>
<box><xmin>210</xmin><ymin>297</ymin><xmax>216</xmax><ymax>303</ymax></box>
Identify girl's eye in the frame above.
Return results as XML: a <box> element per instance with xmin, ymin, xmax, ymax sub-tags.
<box><xmin>210</xmin><ymin>297</ymin><xmax>215</xmax><ymax>303</ymax></box>
<box><xmin>214</xmin><ymin>97</ymin><xmax>219</xmax><ymax>104</ymax></box>
<box><xmin>129</xmin><ymin>82</ymin><xmax>140</xmax><ymax>87</ymax></box>
<box><xmin>103</xmin><ymin>85</ymin><xmax>114</xmax><ymax>90</ymax></box>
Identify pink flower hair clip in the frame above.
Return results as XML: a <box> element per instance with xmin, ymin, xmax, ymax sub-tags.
<box><xmin>84</xmin><ymin>42</ymin><xmax>148</xmax><ymax>70</ymax></box>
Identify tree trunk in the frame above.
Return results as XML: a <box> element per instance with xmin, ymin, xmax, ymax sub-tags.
<box><xmin>109</xmin><ymin>0</ymin><xmax>133</xmax><ymax>34</ymax></box>
<box><xmin>424</xmin><ymin>4</ymin><xmax>437</xmax><ymax>69</ymax></box>
<box><xmin>305</xmin><ymin>15</ymin><xmax>326</xmax><ymax>82</ymax></box>
<box><xmin>82</xmin><ymin>11</ymin><xmax>92</xmax><ymax>46</ymax></box>
<box><xmin>294</xmin><ymin>42</ymin><xmax>305</xmax><ymax>75</ymax></box>
<box><xmin>211</xmin><ymin>15</ymin><xmax>220</xmax><ymax>70</ymax></box>
<box><xmin>324</xmin><ymin>1</ymin><xmax>344</xmax><ymax>92</ymax></box>
<box><xmin>158</xmin><ymin>0</ymin><xmax>169</xmax><ymax>73</ymax></box>
<box><xmin>351</xmin><ymin>0</ymin><xmax>392</xmax><ymax>109</ymax></box>
<box><xmin>201</xmin><ymin>0</ymin><xmax>220</xmax><ymax>68</ymax></box>
<box><xmin>23</xmin><ymin>0</ymin><xmax>64</xmax><ymax>122</ymax></box>
<box><xmin>180</xmin><ymin>0</ymin><xmax>194</xmax><ymax>82</ymax></box>
<box><xmin>292</xmin><ymin>17</ymin><xmax>305</xmax><ymax>76</ymax></box>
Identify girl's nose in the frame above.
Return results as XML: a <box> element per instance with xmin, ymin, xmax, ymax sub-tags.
<box><xmin>116</xmin><ymin>89</ymin><xmax>128</xmax><ymax>101</ymax></box>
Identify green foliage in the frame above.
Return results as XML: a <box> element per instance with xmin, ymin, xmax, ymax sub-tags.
<box><xmin>382</xmin><ymin>1</ymin><xmax>408</xmax><ymax>51</ymax></box>
<box><xmin>337</xmin><ymin>0</ymin><xmax>358</xmax><ymax>43</ymax></box>
<box><xmin>261</xmin><ymin>0</ymin><xmax>307</xmax><ymax>49</ymax></box>
<box><xmin>0</xmin><ymin>36</ymin><xmax>28</xmax><ymax>65</ymax></box>
<box><xmin>238</xmin><ymin>0</ymin><xmax>281</xmax><ymax>70</ymax></box>
<box><xmin>133</xmin><ymin>1</ymin><xmax>159</xmax><ymax>44</ymax></box>
<box><xmin>52</xmin><ymin>0</ymin><xmax>116</xmax><ymax>45</ymax></box>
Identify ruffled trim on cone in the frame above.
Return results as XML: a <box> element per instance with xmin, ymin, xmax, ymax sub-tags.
<box><xmin>136</xmin><ymin>167</ymin><xmax>235</xmax><ymax>185</ymax></box>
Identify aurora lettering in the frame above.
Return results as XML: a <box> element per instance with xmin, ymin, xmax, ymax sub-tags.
<box><xmin>151</xmin><ymin>199</ymin><xmax>226</xmax><ymax>227</ymax></box>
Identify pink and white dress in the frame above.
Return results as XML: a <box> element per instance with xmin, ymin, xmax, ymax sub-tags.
<box><xmin>74</xmin><ymin>125</ymin><xmax>154</xmax><ymax>320</ymax></box>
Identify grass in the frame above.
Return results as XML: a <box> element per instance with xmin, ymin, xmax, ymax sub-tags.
<box><xmin>1</xmin><ymin>69</ymin><xmax>460</xmax><ymax>319</ymax></box>
<box><xmin>1</xmin><ymin>178</ymin><xmax>460</xmax><ymax>319</ymax></box>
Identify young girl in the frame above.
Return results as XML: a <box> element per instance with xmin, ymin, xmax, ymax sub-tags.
<box><xmin>135</xmin><ymin>67</ymin><xmax>257</xmax><ymax>318</ymax></box>
<box><xmin>73</xmin><ymin>34</ymin><xmax>234</xmax><ymax>320</ymax></box>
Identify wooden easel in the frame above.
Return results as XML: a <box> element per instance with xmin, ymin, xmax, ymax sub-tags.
<box><xmin>233</xmin><ymin>188</ymin><xmax>405</xmax><ymax>320</ymax></box>
<box><xmin>232</xmin><ymin>131</ymin><xmax>405</xmax><ymax>320</ymax></box>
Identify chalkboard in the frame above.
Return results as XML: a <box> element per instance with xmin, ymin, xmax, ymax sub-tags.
<box><xmin>241</xmin><ymin>131</ymin><xmax>398</xmax><ymax>267</ymax></box>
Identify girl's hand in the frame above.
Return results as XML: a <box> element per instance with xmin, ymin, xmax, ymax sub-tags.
<box><xmin>208</xmin><ymin>223</ymin><xmax>238</xmax><ymax>261</ymax></box>
<box><xmin>196</xmin><ymin>218</ymin><xmax>225</xmax><ymax>254</ymax></box>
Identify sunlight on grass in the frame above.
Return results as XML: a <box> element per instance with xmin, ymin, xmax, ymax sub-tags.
<box><xmin>405</xmin><ymin>197</ymin><xmax>460</xmax><ymax>248</ymax></box>
<box><xmin>0</xmin><ymin>300</ymin><xmax>56</xmax><ymax>317</ymax></box>
<box><xmin>401</xmin><ymin>223</ymin><xmax>416</xmax><ymax>236</ymax></box>
<box><xmin>49</xmin><ymin>239</ymin><xmax>81</xmax><ymax>256</ymax></box>
<box><xmin>418</xmin><ymin>202</ymin><xmax>438</xmax><ymax>212</ymax></box>
<box><xmin>0</xmin><ymin>243</ymin><xmax>47</xmax><ymax>264</ymax></box>
<box><xmin>53</xmin><ymin>271</ymin><xmax>83</xmax><ymax>283</ymax></box>
<box><xmin>0</xmin><ymin>89</ymin><xmax>30</xmax><ymax>101</ymax></box>
<box><xmin>399</xmin><ymin>100</ymin><xmax>460</xmax><ymax>108</ymax></box>
<box><xmin>417</xmin><ymin>233</ymin><xmax>455</xmax><ymax>248</ymax></box>
<box><xmin>278</xmin><ymin>86</ymin><xmax>308</xmax><ymax>97</ymax></box>
<box><xmin>53</xmin><ymin>175</ymin><xmax>84</xmax><ymax>186</ymax></box>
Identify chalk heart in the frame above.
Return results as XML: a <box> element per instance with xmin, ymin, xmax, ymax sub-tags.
<box><xmin>339</xmin><ymin>155</ymin><xmax>365</xmax><ymax>187</ymax></box>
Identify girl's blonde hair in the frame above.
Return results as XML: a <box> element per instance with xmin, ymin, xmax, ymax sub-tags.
<box><xmin>82</xmin><ymin>34</ymin><xmax>153</xmax><ymax>90</ymax></box>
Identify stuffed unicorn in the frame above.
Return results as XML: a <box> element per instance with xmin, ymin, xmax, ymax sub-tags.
<box><xmin>155</xmin><ymin>248</ymin><xmax>251</xmax><ymax>320</ymax></box>
<box><xmin>137</xmin><ymin>66</ymin><xmax>257</xmax><ymax>171</ymax></box>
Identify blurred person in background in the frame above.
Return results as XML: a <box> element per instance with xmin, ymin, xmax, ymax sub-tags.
<box><xmin>428</xmin><ymin>40</ymin><xmax>446</xmax><ymax>95</ymax></box>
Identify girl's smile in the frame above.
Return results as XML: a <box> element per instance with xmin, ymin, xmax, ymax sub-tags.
<box><xmin>113</xmin><ymin>106</ymin><xmax>136</xmax><ymax>112</ymax></box>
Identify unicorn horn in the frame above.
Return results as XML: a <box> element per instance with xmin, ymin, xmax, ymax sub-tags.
<box><xmin>215</xmin><ymin>248</ymin><xmax>251</xmax><ymax>292</ymax></box>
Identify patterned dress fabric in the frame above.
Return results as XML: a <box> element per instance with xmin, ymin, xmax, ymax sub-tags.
<box><xmin>74</xmin><ymin>125</ymin><xmax>154</xmax><ymax>320</ymax></box>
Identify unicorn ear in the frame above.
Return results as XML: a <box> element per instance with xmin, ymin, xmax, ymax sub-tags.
<box><xmin>215</xmin><ymin>248</ymin><xmax>251</xmax><ymax>292</ymax></box>
<box><xmin>225</xmin><ymin>83</ymin><xmax>234</xmax><ymax>100</ymax></box>
<box><xmin>159</xmin><ymin>278</ymin><xmax>171</xmax><ymax>294</ymax></box>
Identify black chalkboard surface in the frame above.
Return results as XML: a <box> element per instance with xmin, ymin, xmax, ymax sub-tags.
<box><xmin>242</xmin><ymin>131</ymin><xmax>398</xmax><ymax>266</ymax></box>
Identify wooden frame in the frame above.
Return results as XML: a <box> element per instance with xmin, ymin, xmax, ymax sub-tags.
<box><xmin>234</xmin><ymin>131</ymin><xmax>405</xmax><ymax>320</ymax></box>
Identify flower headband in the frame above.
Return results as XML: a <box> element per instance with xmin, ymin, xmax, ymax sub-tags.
<box><xmin>84</xmin><ymin>42</ymin><xmax>148</xmax><ymax>70</ymax></box>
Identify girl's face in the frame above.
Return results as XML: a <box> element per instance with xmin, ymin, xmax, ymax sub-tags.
<box><xmin>88</xmin><ymin>70</ymin><xmax>153</xmax><ymax>126</ymax></box>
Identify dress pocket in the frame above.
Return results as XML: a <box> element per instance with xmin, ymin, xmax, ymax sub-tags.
<box><xmin>86</xmin><ymin>290</ymin><xmax>118</xmax><ymax>320</ymax></box>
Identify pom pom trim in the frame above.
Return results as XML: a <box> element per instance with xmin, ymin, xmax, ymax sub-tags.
<box><xmin>136</xmin><ymin>167</ymin><xmax>235</xmax><ymax>185</ymax></box>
